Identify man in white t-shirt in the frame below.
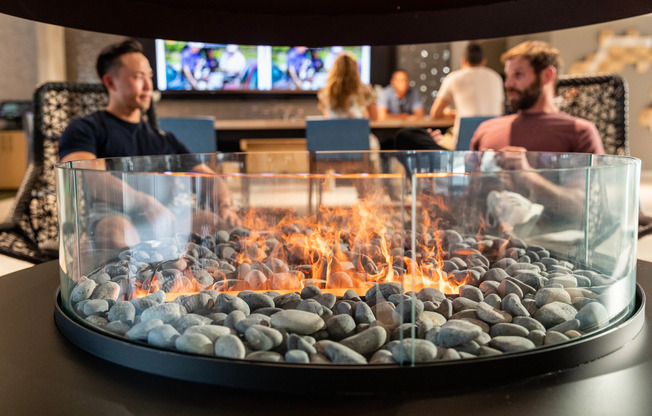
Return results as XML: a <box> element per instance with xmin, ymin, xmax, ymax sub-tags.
<box><xmin>429</xmin><ymin>43</ymin><xmax>504</xmax><ymax>148</ymax></box>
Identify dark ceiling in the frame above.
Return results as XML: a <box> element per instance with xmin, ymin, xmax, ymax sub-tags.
<box><xmin>2</xmin><ymin>0</ymin><xmax>651</xmax><ymax>45</ymax></box>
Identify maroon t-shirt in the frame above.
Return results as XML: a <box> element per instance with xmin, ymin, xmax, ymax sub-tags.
<box><xmin>470</xmin><ymin>112</ymin><xmax>605</xmax><ymax>154</ymax></box>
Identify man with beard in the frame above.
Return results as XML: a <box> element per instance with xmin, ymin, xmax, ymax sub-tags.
<box><xmin>470</xmin><ymin>40</ymin><xmax>603</xmax><ymax>153</ymax></box>
<box><xmin>466</xmin><ymin>41</ymin><xmax>605</xmax><ymax>237</ymax></box>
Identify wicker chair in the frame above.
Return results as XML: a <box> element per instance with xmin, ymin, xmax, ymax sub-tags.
<box><xmin>0</xmin><ymin>82</ymin><xmax>158</xmax><ymax>263</ymax></box>
<box><xmin>555</xmin><ymin>73</ymin><xmax>651</xmax><ymax>239</ymax></box>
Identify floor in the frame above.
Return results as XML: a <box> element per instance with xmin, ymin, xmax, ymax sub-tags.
<box><xmin>2</xmin><ymin>173</ymin><xmax>652</xmax><ymax>277</ymax></box>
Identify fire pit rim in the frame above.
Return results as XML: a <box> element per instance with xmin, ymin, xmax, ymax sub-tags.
<box><xmin>53</xmin><ymin>283</ymin><xmax>646</xmax><ymax>393</ymax></box>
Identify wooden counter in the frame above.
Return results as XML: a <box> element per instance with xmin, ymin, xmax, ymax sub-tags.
<box><xmin>0</xmin><ymin>130</ymin><xmax>28</xmax><ymax>189</ymax></box>
<box><xmin>213</xmin><ymin>118</ymin><xmax>453</xmax><ymax>152</ymax></box>
<box><xmin>214</xmin><ymin>118</ymin><xmax>453</xmax><ymax>131</ymax></box>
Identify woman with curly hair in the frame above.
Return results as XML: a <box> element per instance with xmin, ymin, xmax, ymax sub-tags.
<box><xmin>317</xmin><ymin>51</ymin><xmax>377</xmax><ymax>121</ymax></box>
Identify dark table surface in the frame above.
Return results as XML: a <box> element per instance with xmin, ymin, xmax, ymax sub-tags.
<box><xmin>1</xmin><ymin>259</ymin><xmax>652</xmax><ymax>415</ymax></box>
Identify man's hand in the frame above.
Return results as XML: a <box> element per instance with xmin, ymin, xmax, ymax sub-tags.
<box><xmin>496</xmin><ymin>146</ymin><xmax>532</xmax><ymax>171</ymax></box>
<box><xmin>217</xmin><ymin>202</ymin><xmax>241</xmax><ymax>228</ymax></box>
<box><xmin>135</xmin><ymin>192</ymin><xmax>176</xmax><ymax>230</ymax></box>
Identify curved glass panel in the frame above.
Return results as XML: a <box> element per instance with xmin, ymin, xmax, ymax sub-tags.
<box><xmin>56</xmin><ymin>151</ymin><xmax>640</xmax><ymax>366</ymax></box>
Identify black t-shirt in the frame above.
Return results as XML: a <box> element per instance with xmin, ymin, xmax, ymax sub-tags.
<box><xmin>58</xmin><ymin>110</ymin><xmax>191</xmax><ymax>160</ymax></box>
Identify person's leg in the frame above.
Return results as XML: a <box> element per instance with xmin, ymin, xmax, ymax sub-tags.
<box><xmin>393</xmin><ymin>128</ymin><xmax>446</xmax><ymax>151</ymax></box>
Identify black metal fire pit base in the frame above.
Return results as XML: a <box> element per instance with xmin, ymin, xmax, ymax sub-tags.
<box><xmin>54</xmin><ymin>282</ymin><xmax>646</xmax><ymax>394</ymax></box>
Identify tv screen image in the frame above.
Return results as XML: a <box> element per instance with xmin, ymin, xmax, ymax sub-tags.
<box><xmin>155</xmin><ymin>40</ymin><xmax>370</xmax><ymax>93</ymax></box>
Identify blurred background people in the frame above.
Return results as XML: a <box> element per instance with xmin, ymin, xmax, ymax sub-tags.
<box><xmin>317</xmin><ymin>51</ymin><xmax>377</xmax><ymax>121</ymax></box>
<box><xmin>59</xmin><ymin>39</ymin><xmax>239</xmax><ymax>250</ymax></box>
<box><xmin>470</xmin><ymin>40</ymin><xmax>604</xmax><ymax>226</ymax></box>
<box><xmin>377</xmin><ymin>70</ymin><xmax>424</xmax><ymax>120</ymax></box>
<box><xmin>471</xmin><ymin>40</ymin><xmax>603</xmax><ymax>153</ymax></box>
<box><xmin>317</xmin><ymin>51</ymin><xmax>381</xmax><ymax>197</ymax></box>
<box><xmin>429</xmin><ymin>42</ymin><xmax>504</xmax><ymax>149</ymax></box>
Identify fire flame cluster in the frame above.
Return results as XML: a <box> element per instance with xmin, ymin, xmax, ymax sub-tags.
<box><xmin>220</xmin><ymin>198</ymin><xmax>472</xmax><ymax>295</ymax></box>
<box><xmin>128</xmin><ymin>196</ymin><xmax>481</xmax><ymax>300</ymax></box>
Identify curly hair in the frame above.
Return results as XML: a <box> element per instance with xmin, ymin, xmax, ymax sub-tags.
<box><xmin>318</xmin><ymin>51</ymin><xmax>367</xmax><ymax>113</ymax></box>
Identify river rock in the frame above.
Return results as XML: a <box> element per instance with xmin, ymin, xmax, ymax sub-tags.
<box><xmin>576</xmin><ymin>302</ymin><xmax>610</xmax><ymax>331</ymax></box>
<box><xmin>490</xmin><ymin>322</ymin><xmax>529</xmax><ymax>338</ymax></box>
<box><xmin>214</xmin><ymin>334</ymin><xmax>246</xmax><ymax>359</ymax></box>
<box><xmin>392</xmin><ymin>339</ymin><xmax>438</xmax><ymax>364</ymax></box>
<box><xmin>476</xmin><ymin>301</ymin><xmax>512</xmax><ymax>324</ymax></box>
<box><xmin>71</xmin><ymin>278</ymin><xmax>97</xmax><ymax>303</ymax></box>
<box><xmin>436</xmin><ymin>319</ymin><xmax>483</xmax><ymax>347</ymax></box>
<box><xmin>147</xmin><ymin>324</ymin><xmax>180</xmax><ymax>348</ymax></box>
<box><xmin>245</xmin><ymin>325</ymin><xmax>283</xmax><ymax>351</ymax></box>
<box><xmin>175</xmin><ymin>333</ymin><xmax>214</xmax><ymax>355</ymax></box>
<box><xmin>270</xmin><ymin>309</ymin><xmax>325</xmax><ymax>334</ymax></box>
<box><xmin>185</xmin><ymin>324</ymin><xmax>232</xmax><ymax>342</ymax></box>
<box><xmin>320</xmin><ymin>340</ymin><xmax>367</xmax><ymax>364</ymax></box>
<box><xmin>535</xmin><ymin>287</ymin><xmax>572</xmax><ymax>307</ymax></box>
<box><xmin>489</xmin><ymin>335</ymin><xmax>536</xmax><ymax>352</ymax></box>
<box><xmin>326</xmin><ymin>314</ymin><xmax>357</xmax><ymax>340</ymax></box>
<box><xmin>533</xmin><ymin>301</ymin><xmax>578</xmax><ymax>329</ymax></box>
<box><xmin>237</xmin><ymin>291</ymin><xmax>275</xmax><ymax>311</ymax></box>
<box><xmin>285</xmin><ymin>349</ymin><xmax>310</xmax><ymax>363</ymax></box>
<box><xmin>140</xmin><ymin>302</ymin><xmax>187</xmax><ymax>324</ymax></box>
<box><xmin>216</xmin><ymin>293</ymin><xmax>251</xmax><ymax>315</ymax></box>
<box><xmin>339</xmin><ymin>326</ymin><xmax>387</xmax><ymax>356</ymax></box>
<box><xmin>126</xmin><ymin>318</ymin><xmax>164</xmax><ymax>341</ymax></box>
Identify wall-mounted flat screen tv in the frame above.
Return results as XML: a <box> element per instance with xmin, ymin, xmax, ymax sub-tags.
<box><xmin>155</xmin><ymin>39</ymin><xmax>371</xmax><ymax>94</ymax></box>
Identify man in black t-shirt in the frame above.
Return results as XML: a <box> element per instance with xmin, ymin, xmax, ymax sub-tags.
<box><xmin>59</xmin><ymin>39</ymin><xmax>238</xmax><ymax>250</ymax></box>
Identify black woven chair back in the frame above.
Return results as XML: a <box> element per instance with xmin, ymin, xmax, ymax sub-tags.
<box><xmin>555</xmin><ymin>74</ymin><xmax>652</xmax><ymax>239</ymax></box>
<box><xmin>0</xmin><ymin>82</ymin><xmax>157</xmax><ymax>262</ymax></box>
<box><xmin>555</xmin><ymin>73</ymin><xmax>628</xmax><ymax>156</ymax></box>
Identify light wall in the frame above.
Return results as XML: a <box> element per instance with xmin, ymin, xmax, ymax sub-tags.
<box><xmin>0</xmin><ymin>14</ymin><xmax>38</xmax><ymax>100</ymax></box>
<box><xmin>1</xmin><ymin>12</ymin><xmax>651</xmax><ymax>169</ymax></box>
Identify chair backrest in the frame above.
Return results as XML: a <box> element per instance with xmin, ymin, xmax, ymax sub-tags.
<box><xmin>554</xmin><ymin>74</ymin><xmax>630</xmax><ymax>245</ymax></box>
<box><xmin>555</xmin><ymin>73</ymin><xmax>628</xmax><ymax>156</ymax></box>
<box><xmin>158</xmin><ymin>116</ymin><xmax>217</xmax><ymax>153</ymax></box>
<box><xmin>305</xmin><ymin>117</ymin><xmax>370</xmax><ymax>159</ymax></box>
<box><xmin>457</xmin><ymin>116</ymin><xmax>495</xmax><ymax>150</ymax></box>
<box><xmin>8</xmin><ymin>82</ymin><xmax>158</xmax><ymax>256</ymax></box>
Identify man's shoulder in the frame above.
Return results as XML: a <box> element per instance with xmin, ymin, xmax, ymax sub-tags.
<box><xmin>546</xmin><ymin>112</ymin><xmax>598</xmax><ymax>129</ymax></box>
<box><xmin>378</xmin><ymin>86</ymin><xmax>396</xmax><ymax>101</ymax></box>
<box><xmin>64</xmin><ymin>110</ymin><xmax>107</xmax><ymax>131</ymax></box>
<box><xmin>473</xmin><ymin>114</ymin><xmax>515</xmax><ymax>138</ymax></box>
<box><xmin>380</xmin><ymin>85</ymin><xmax>395</xmax><ymax>94</ymax></box>
<box><xmin>482</xmin><ymin>113</ymin><xmax>517</xmax><ymax>126</ymax></box>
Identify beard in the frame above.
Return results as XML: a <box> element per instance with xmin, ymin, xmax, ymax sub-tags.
<box><xmin>506</xmin><ymin>74</ymin><xmax>542</xmax><ymax>112</ymax></box>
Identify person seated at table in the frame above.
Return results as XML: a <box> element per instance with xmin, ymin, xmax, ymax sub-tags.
<box><xmin>59</xmin><ymin>39</ymin><xmax>239</xmax><ymax>251</ymax></box>
<box><xmin>469</xmin><ymin>40</ymin><xmax>604</xmax><ymax>233</ymax></box>
<box><xmin>377</xmin><ymin>70</ymin><xmax>424</xmax><ymax>120</ymax></box>
<box><xmin>316</xmin><ymin>51</ymin><xmax>382</xmax><ymax>197</ymax></box>
<box><xmin>471</xmin><ymin>40</ymin><xmax>603</xmax><ymax>154</ymax></box>
<box><xmin>317</xmin><ymin>51</ymin><xmax>377</xmax><ymax>121</ymax></box>
<box><xmin>428</xmin><ymin>42</ymin><xmax>505</xmax><ymax>150</ymax></box>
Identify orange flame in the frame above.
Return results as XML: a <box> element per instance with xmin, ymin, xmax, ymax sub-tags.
<box><xmin>128</xmin><ymin>195</ymin><xmax>488</xmax><ymax>301</ymax></box>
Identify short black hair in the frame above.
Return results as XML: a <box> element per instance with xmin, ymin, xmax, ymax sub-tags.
<box><xmin>96</xmin><ymin>39</ymin><xmax>144</xmax><ymax>80</ymax></box>
<box><xmin>464</xmin><ymin>43</ymin><xmax>484</xmax><ymax>66</ymax></box>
